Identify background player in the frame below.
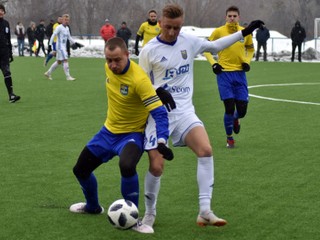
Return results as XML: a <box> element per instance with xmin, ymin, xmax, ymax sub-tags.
<box><xmin>204</xmin><ymin>6</ymin><xmax>255</xmax><ymax>148</ymax></box>
<box><xmin>44</xmin><ymin>16</ymin><xmax>62</xmax><ymax>66</ymax></box>
<box><xmin>134</xmin><ymin>9</ymin><xmax>161</xmax><ymax>56</ymax></box>
<box><xmin>44</xmin><ymin>14</ymin><xmax>80</xmax><ymax>81</ymax></box>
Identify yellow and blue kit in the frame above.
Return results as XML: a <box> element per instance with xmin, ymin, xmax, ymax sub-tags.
<box><xmin>204</xmin><ymin>23</ymin><xmax>254</xmax><ymax>70</ymax></box>
<box><xmin>137</xmin><ymin>21</ymin><xmax>161</xmax><ymax>46</ymax></box>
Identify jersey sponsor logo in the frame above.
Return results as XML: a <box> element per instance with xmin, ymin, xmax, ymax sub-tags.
<box><xmin>180</xmin><ymin>50</ymin><xmax>187</xmax><ymax>59</ymax></box>
<box><xmin>163</xmin><ymin>64</ymin><xmax>189</xmax><ymax>81</ymax></box>
<box><xmin>120</xmin><ymin>84</ymin><xmax>129</xmax><ymax>95</ymax></box>
<box><xmin>170</xmin><ymin>85</ymin><xmax>191</xmax><ymax>94</ymax></box>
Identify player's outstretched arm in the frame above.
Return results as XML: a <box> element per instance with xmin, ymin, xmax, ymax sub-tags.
<box><xmin>241</xmin><ymin>20</ymin><xmax>264</xmax><ymax>37</ymax></box>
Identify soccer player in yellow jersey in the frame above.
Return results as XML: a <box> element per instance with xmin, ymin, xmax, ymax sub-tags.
<box><xmin>204</xmin><ymin>6</ymin><xmax>255</xmax><ymax>148</ymax></box>
<box><xmin>69</xmin><ymin>37</ymin><xmax>173</xmax><ymax>234</ymax></box>
<box><xmin>134</xmin><ymin>9</ymin><xmax>161</xmax><ymax>55</ymax></box>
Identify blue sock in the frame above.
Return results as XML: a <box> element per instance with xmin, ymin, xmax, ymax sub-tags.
<box><xmin>224</xmin><ymin>113</ymin><xmax>234</xmax><ymax>136</ymax></box>
<box><xmin>77</xmin><ymin>173</ymin><xmax>100</xmax><ymax>211</ymax></box>
<box><xmin>46</xmin><ymin>53</ymin><xmax>53</xmax><ymax>64</ymax></box>
<box><xmin>121</xmin><ymin>174</ymin><xmax>139</xmax><ymax>207</ymax></box>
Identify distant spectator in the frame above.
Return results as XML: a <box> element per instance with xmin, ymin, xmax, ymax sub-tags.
<box><xmin>35</xmin><ymin>19</ymin><xmax>46</xmax><ymax>56</ymax></box>
<box><xmin>46</xmin><ymin>19</ymin><xmax>54</xmax><ymax>54</ymax></box>
<box><xmin>15</xmin><ymin>22</ymin><xmax>25</xmax><ymax>56</ymax></box>
<box><xmin>26</xmin><ymin>21</ymin><xmax>36</xmax><ymax>56</ymax></box>
<box><xmin>99</xmin><ymin>19</ymin><xmax>116</xmax><ymax>43</ymax></box>
<box><xmin>255</xmin><ymin>24</ymin><xmax>270</xmax><ymax>61</ymax></box>
<box><xmin>116</xmin><ymin>21</ymin><xmax>132</xmax><ymax>48</ymax></box>
<box><xmin>291</xmin><ymin>20</ymin><xmax>306</xmax><ymax>62</ymax></box>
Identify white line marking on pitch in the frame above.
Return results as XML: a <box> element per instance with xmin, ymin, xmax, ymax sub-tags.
<box><xmin>248</xmin><ymin>83</ymin><xmax>320</xmax><ymax>106</ymax></box>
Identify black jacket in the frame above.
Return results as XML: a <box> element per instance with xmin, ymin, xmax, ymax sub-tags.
<box><xmin>291</xmin><ymin>21</ymin><xmax>306</xmax><ymax>44</ymax></box>
<box><xmin>27</xmin><ymin>27</ymin><xmax>35</xmax><ymax>43</ymax></box>
<box><xmin>256</xmin><ymin>26</ymin><xmax>270</xmax><ymax>44</ymax></box>
<box><xmin>0</xmin><ymin>18</ymin><xmax>12</xmax><ymax>53</ymax></box>
<box><xmin>35</xmin><ymin>23</ymin><xmax>46</xmax><ymax>41</ymax></box>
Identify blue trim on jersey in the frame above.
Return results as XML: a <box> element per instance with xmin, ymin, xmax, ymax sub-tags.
<box><xmin>120</xmin><ymin>59</ymin><xmax>130</xmax><ymax>74</ymax></box>
<box><xmin>150</xmin><ymin>106</ymin><xmax>169</xmax><ymax>141</ymax></box>
<box><xmin>216</xmin><ymin>71</ymin><xmax>249</xmax><ymax>101</ymax></box>
<box><xmin>156</xmin><ymin>35</ymin><xmax>177</xmax><ymax>46</ymax></box>
<box><xmin>86</xmin><ymin>126</ymin><xmax>144</xmax><ymax>163</ymax></box>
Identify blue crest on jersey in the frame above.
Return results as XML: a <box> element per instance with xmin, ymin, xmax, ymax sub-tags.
<box><xmin>120</xmin><ymin>84</ymin><xmax>129</xmax><ymax>95</ymax></box>
<box><xmin>181</xmin><ymin>50</ymin><xmax>187</xmax><ymax>59</ymax></box>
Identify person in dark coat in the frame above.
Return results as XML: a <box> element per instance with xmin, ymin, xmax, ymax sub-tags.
<box><xmin>290</xmin><ymin>20</ymin><xmax>306</xmax><ymax>62</ymax></box>
<box><xmin>255</xmin><ymin>24</ymin><xmax>270</xmax><ymax>61</ymax></box>
<box><xmin>116</xmin><ymin>21</ymin><xmax>132</xmax><ymax>48</ymax></box>
<box><xmin>35</xmin><ymin>19</ymin><xmax>46</xmax><ymax>56</ymax></box>
<box><xmin>46</xmin><ymin>19</ymin><xmax>54</xmax><ymax>54</ymax></box>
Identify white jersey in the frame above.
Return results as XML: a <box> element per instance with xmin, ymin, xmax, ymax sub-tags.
<box><xmin>49</xmin><ymin>24</ymin><xmax>74</xmax><ymax>60</ymax></box>
<box><xmin>139</xmin><ymin>31</ymin><xmax>243</xmax><ymax>115</ymax></box>
<box><xmin>140</xmin><ymin>31</ymin><xmax>243</xmax><ymax>149</ymax></box>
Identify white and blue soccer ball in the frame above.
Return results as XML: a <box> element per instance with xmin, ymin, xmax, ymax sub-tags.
<box><xmin>107</xmin><ymin>199</ymin><xmax>139</xmax><ymax>230</ymax></box>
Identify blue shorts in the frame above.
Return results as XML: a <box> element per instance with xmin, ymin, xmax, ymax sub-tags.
<box><xmin>86</xmin><ymin>126</ymin><xmax>144</xmax><ymax>163</ymax></box>
<box><xmin>52</xmin><ymin>42</ymin><xmax>56</xmax><ymax>51</ymax></box>
<box><xmin>217</xmin><ymin>71</ymin><xmax>249</xmax><ymax>101</ymax></box>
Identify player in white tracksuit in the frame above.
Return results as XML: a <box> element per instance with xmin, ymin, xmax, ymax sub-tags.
<box><xmin>44</xmin><ymin>14</ymin><xmax>76</xmax><ymax>81</ymax></box>
<box><xmin>139</xmin><ymin>3</ymin><xmax>263</xmax><ymax>231</ymax></box>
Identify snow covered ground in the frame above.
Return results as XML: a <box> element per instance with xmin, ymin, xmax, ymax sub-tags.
<box><xmin>12</xmin><ymin>26</ymin><xmax>320</xmax><ymax>62</ymax></box>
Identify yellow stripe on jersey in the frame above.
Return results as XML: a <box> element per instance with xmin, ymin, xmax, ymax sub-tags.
<box><xmin>53</xmin><ymin>23</ymin><xmax>60</xmax><ymax>43</ymax></box>
<box><xmin>204</xmin><ymin>23</ymin><xmax>255</xmax><ymax>71</ymax></box>
<box><xmin>137</xmin><ymin>22</ymin><xmax>161</xmax><ymax>46</ymax></box>
<box><xmin>104</xmin><ymin>60</ymin><xmax>162</xmax><ymax>134</ymax></box>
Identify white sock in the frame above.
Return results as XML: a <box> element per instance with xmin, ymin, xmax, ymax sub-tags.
<box><xmin>48</xmin><ymin>61</ymin><xmax>59</xmax><ymax>74</ymax></box>
<box><xmin>63</xmin><ymin>61</ymin><xmax>70</xmax><ymax>77</ymax></box>
<box><xmin>144</xmin><ymin>171</ymin><xmax>161</xmax><ymax>216</ymax></box>
<box><xmin>197</xmin><ymin>156</ymin><xmax>214</xmax><ymax>213</ymax></box>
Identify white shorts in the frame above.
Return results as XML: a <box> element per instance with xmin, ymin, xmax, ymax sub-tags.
<box><xmin>144</xmin><ymin>111</ymin><xmax>203</xmax><ymax>150</ymax></box>
<box><xmin>56</xmin><ymin>47</ymin><xmax>68</xmax><ymax>61</ymax></box>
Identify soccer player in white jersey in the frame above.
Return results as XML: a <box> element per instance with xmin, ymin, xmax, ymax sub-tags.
<box><xmin>139</xmin><ymin>3</ymin><xmax>263</xmax><ymax>231</ymax></box>
<box><xmin>44</xmin><ymin>14</ymin><xmax>76</xmax><ymax>81</ymax></box>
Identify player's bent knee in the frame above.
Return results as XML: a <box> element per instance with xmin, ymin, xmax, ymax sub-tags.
<box><xmin>119</xmin><ymin>142</ymin><xmax>142</xmax><ymax>178</ymax></box>
<box><xmin>73</xmin><ymin>146</ymin><xmax>102</xmax><ymax>180</ymax></box>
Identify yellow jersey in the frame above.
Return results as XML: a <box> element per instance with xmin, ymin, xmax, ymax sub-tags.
<box><xmin>137</xmin><ymin>22</ymin><xmax>161</xmax><ymax>46</ymax></box>
<box><xmin>204</xmin><ymin>23</ymin><xmax>254</xmax><ymax>71</ymax></box>
<box><xmin>104</xmin><ymin>60</ymin><xmax>162</xmax><ymax>134</ymax></box>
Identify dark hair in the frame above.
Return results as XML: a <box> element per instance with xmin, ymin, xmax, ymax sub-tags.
<box><xmin>148</xmin><ymin>9</ymin><xmax>157</xmax><ymax>15</ymax></box>
<box><xmin>106</xmin><ymin>37</ymin><xmax>127</xmax><ymax>51</ymax></box>
<box><xmin>0</xmin><ymin>4</ymin><xmax>6</xmax><ymax>13</ymax></box>
<box><xmin>162</xmin><ymin>3</ymin><xmax>184</xmax><ymax>19</ymax></box>
<box><xmin>226</xmin><ymin>6</ymin><xmax>240</xmax><ymax>15</ymax></box>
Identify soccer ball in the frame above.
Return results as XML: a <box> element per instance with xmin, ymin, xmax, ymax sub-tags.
<box><xmin>107</xmin><ymin>199</ymin><xmax>139</xmax><ymax>230</ymax></box>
